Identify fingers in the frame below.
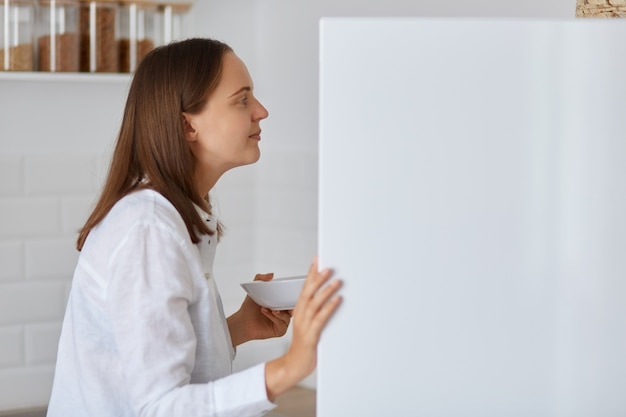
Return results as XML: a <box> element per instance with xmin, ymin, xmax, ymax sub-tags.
<box><xmin>305</xmin><ymin>280</ymin><xmax>342</xmax><ymax>331</ymax></box>
<box><xmin>298</xmin><ymin>259</ymin><xmax>333</xmax><ymax>306</ymax></box>
<box><xmin>261</xmin><ymin>308</ymin><xmax>291</xmax><ymax>335</ymax></box>
<box><xmin>261</xmin><ymin>308</ymin><xmax>291</xmax><ymax>324</ymax></box>
<box><xmin>280</xmin><ymin>257</ymin><xmax>342</xmax><ymax>384</ymax></box>
<box><xmin>254</xmin><ymin>272</ymin><xmax>274</xmax><ymax>282</ymax></box>
<box><xmin>293</xmin><ymin>257</ymin><xmax>342</xmax><ymax>338</ymax></box>
<box><xmin>311</xmin><ymin>290</ymin><xmax>342</xmax><ymax>331</ymax></box>
<box><xmin>309</xmin><ymin>279</ymin><xmax>342</xmax><ymax>314</ymax></box>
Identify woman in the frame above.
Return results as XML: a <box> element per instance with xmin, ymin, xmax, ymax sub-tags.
<box><xmin>47</xmin><ymin>38</ymin><xmax>342</xmax><ymax>417</ymax></box>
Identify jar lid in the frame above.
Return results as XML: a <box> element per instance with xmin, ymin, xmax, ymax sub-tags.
<box><xmin>156</xmin><ymin>0</ymin><xmax>193</xmax><ymax>4</ymax></box>
<box><xmin>118</xmin><ymin>0</ymin><xmax>160</xmax><ymax>5</ymax></box>
<box><xmin>4</xmin><ymin>0</ymin><xmax>35</xmax><ymax>5</ymax></box>
<box><xmin>78</xmin><ymin>0</ymin><xmax>120</xmax><ymax>4</ymax></box>
<box><xmin>39</xmin><ymin>0</ymin><xmax>79</xmax><ymax>6</ymax></box>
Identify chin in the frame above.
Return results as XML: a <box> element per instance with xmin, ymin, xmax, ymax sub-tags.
<box><xmin>250</xmin><ymin>149</ymin><xmax>261</xmax><ymax>164</ymax></box>
<box><xmin>239</xmin><ymin>151</ymin><xmax>261</xmax><ymax>167</ymax></box>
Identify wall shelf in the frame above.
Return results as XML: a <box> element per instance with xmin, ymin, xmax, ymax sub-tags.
<box><xmin>0</xmin><ymin>72</ymin><xmax>132</xmax><ymax>83</ymax></box>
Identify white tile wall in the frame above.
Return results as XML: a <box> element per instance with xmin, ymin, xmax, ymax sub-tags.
<box><xmin>0</xmin><ymin>367</ymin><xmax>54</xmax><ymax>411</ymax></box>
<box><xmin>0</xmin><ymin>198</ymin><xmax>61</xmax><ymax>237</ymax></box>
<box><xmin>60</xmin><ymin>196</ymin><xmax>97</xmax><ymax>236</ymax></box>
<box><xmin>24</xmin><ymin>154</ymin><xmax>100</xmax><ymax>195</ymax></box>
<box><xmin>24</xmin><ymin>238</ymin><xmax>79</xmax><ymax>280</ymax></box>
<box><xmin>0</xmin><ymin>241</ymin><xmax>23</xmax><ymax>282</ymax></box>
<box><xmin>24</xmin><ymin>323</ymin><xmax>63</xmax><ymax>366</ymax></box>
<box><xmin>0</xmin><ymin>283</ymin><xmax>67</xmax><ymax>325</ymax></box>
<box><xmin>0</xmin><ymin>76</ymin><xmax>131</xmax><ymax>411</ymax></box>
<box><xmin>254</xmin><ymin>151</ymin><xmax>319</xmax><ymax>278</ymax></box>
<box><xmin>0</xmin><ymin>327</ymin><xmax>24</xmax><ymax>368</ymax></box>
<box><xmin>0</xmin><ymin>156</ymin><xmax>23</xmax><ymax>195</ymax></box>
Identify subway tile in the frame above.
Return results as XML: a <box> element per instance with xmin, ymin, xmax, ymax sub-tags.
<box><xmin>63</xmin><ymin>281</ymin><xmax>72</xmax><ymax>306</ymax></box>
<box><xmin>60</xmin><ymin>196</ymin><xmax>96</xmax><ymax>237</ymax></box>
<box><xmin>0</xmin><ymin>198</ymin><xmax>60</xmax><ymax>238</ymax></box>
<box><xmin>255</xmin><ymin>188</ymin><xmax>318</xmax><ymax>229</ymax></box>
<box><xmin>0</xmin><ymin>282</ymin><xmax>67</xmax><ymax>326</ymax></box>
<box><xmin>232</xmin><ymin>338</ymin><xmax>287</xmax><ymax>373</ymax></box>
<box><xmin>211</xmin><ymin>189</ymin><xmax>257</xmax><ymax>228</ymax></box>
<box><xmin>24</xmin><ymin>154</ymin><xmax>100</xmax><ymax>195</ymax></box>
<box><xmin>0</xmin><ymin>241</ymin><xmax>24</xmax><ymax>282</ymax></box>
<box><xmin>25</xmin><ymin>322</ymin><xmax>62</xmax><ymax>366</ymax></box>
<box><xmin>214</xmin><ymin>163</ymin><xmax>259</xmax><ymax>189</ymax></box>
<box><xmin>93</xmin><ymin>153</ymin><xmax>111</xmax><ymax>189</ymax></box>
<box><xmin>254</xmin><ymin>226</ymin><xmax>317</xmax><ymax>275</ymax></box>
<box><xmin>212</xmin><ymin>264</ymin><xmax>256</xmax><ymax>317</ymax></box>
<box><xmin>0</xmin><ymin>155</ymin><xmax>23</xmax><ymax>195</ymax></box>
<box><xmin>0</xmin><ymin>366</ymin><xmax>54</xmax><ymax>410</ymax></box>
<box><xmin>0</xmin><ymin>326</ymin><xmax>24</xmax><ymax>367</ymax></box>
<box><xmin>257</xmin><ymin>150</ymin><xmax>318</xmax><ymax>190</ymax></box>
<box><xmin>215</xmin><ymin>227</ymin><xmax>255</xmax><ymax>266</ymax></box>
<box><xmin>25</xmin><ymin>238</ymin><xmax>78</xmax><ymax>281</ymax></box>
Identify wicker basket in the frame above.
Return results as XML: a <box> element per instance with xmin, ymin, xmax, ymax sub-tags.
<box><xmin>576</xmin><ymin>0</ymin><xmax>626</xmax><ymax>17</ymax></box>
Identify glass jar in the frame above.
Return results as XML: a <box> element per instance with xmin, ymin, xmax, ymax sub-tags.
<box><xmin>0</xmin><ymin>0</ymin><xmax>35</xmax><ymax>71</ymax></box>
<box><xmin>158</xmin><ymin>2</ymin><xmax>190</xmax><ymax>45</ymax></box>
<box><xmin>78</xmin><ymin>0</ymin><xmax>118</xmax><ymax>72</ymax></box>
<box><xmin>118</xmin><ymin>1</ymin><xmax>156</xmax><ymax>73</ymax></box>
<box><xmin>37</xmin><ymin>0</ymin><xmax>80</xmax><ymax>72</ymax></box>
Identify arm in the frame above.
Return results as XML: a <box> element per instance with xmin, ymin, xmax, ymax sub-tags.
<box><xmin>264</xmin><ymin>258</ymin><xmax>342</xmax><ymax>400</ymax></box>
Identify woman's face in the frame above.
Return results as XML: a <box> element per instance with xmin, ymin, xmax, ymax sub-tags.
<box><xmin>183</xmin><ymin>52</ymin><xmax>269</xmax><ymax>192</ymax></box>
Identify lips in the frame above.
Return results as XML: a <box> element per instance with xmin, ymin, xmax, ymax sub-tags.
<box><xmin>249</xmin><ymin>130</ymin><xmax>262</xmax><ymax>140</ymax></box>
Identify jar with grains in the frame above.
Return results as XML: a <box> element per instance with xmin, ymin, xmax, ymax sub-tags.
<box><xmin>78</xmin><ymin>0</ymin><xmax>118</xmax><ymax>72</ymax></box>
<box><xmin>37</xmin><ymin>0</ymin><xmax>80</xmax><ymax>72</ymax></box>
<box><xmin>157</xmin><ymin>2</ymin><xmax>191</xmax><ymax>46</ymax></box>
<box><xmin>0</xmin><ymin>0</ymin><xmax>35</xmax><ymax>71</ymax></box>
<box><xmin>118</xmin><ymin>0</ymin><xmax>156</xmax><ymax>73</ymax></box>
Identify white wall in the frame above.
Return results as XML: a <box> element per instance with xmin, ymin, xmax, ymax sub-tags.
<box><xmin>0</xmin><ymin>75</ymin><xmax>130</xmax><ymax>410</ymax></box>
<box><xmin>0</xmin><ymin>0</ymin><xmax>579</xmax><ymax>411</ymax></box>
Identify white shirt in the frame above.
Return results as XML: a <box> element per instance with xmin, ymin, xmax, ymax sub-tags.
<box><xmin>47</xmin><ymin>189</ymin><xmax>276</xmax><ymax>417</ymax></box>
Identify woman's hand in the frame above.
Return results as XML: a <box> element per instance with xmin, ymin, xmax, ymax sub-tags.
<box><xmin>264</xmin><ymin>257</ymin><xmax>342</xmax><ymax>401</ymax></box>
<box><xmin>227</xmin><ymin>273</ymin><xmax>292</xmax><ymax>347</ymax></box>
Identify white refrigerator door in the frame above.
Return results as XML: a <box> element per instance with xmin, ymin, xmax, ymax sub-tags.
<box><xmin>318</xmin><ymin>18</ymin><xmax>626</xmax><ymax>417</ymax></box>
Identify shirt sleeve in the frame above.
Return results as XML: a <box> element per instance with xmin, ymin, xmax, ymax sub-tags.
<box><xmin>106</xmin><ymin>220</ymin><xmax>276</xmax><ymax>417</ymax></box>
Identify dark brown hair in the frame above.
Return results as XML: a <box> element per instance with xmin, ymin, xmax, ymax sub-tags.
<box><xmin>77</xmin><ymin>38</ymin><xmax>232</xmax><ymax>250</ymax></box>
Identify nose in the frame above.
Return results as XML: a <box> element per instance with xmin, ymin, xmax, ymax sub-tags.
<box><xmin>254</xmin><ymin>98</ymin><xmax>269</xmax><ymax>121</ymax></box>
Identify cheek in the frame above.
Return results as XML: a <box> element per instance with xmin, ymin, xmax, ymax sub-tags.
<box><xmin>199</xmin><ymin>114</ymin><xmax>250</xmax><ymax>150</ymax></box>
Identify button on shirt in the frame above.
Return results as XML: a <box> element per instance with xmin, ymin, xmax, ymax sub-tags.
<box><xmin>47</xmin><ymin>189</ymin><xmax>276</xmax><ymax>417</ymax></box>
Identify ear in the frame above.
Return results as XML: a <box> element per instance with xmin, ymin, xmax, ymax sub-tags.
<box><xmin>181</xmin><ymin>112</ymin><xmax>197</xmax><ymax>141</ymax></box>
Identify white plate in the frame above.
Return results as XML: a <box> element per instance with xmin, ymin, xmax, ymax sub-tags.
<box><xmin>240</xmin><ymin>275</ymin><xmax>306</xmax><ymax>310</ymax></box>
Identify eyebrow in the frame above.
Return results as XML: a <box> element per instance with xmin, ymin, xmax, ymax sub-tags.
<box><xmin>229</xmin><ymin>87</ymin><xmax>251</xmax><ymax>98</ymax></box>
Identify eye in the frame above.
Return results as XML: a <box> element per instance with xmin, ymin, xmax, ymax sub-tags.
<box><xmin>238</xmin><ymin>96</ymin><xmax>249</xmax><ymax>106</ymax></box>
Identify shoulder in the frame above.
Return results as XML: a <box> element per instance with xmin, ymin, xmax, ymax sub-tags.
<box><xmin>113</xmin><ymin>189</ymin><xmax>179</xmax><ymax>220</ymax></box>
<box><xmin>91</xmin><ymin>189</ymin><xmax>191</xmax><ymax>247</ymax></box>
<box><xmin>113</xmin><ymin>189</ymin><xmax>180</xmax><ymax>221</ymax></box>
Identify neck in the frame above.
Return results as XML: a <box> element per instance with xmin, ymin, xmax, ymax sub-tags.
<box><xmin>195</xmin><ymin>167</ymin><xmax>223</xmax><ymax>199</ymax></box>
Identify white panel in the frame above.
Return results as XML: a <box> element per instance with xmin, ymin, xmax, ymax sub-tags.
<box><xmin>319</xmin><ymin>18</ymin><xmax>626</xmax><ymax>417</ymax></box>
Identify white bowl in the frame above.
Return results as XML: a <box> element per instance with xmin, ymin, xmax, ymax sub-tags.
<box><xmin>240</xmin><ymin>275</ymin><xmax>306</xmax><ymax>310</ymax></box>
